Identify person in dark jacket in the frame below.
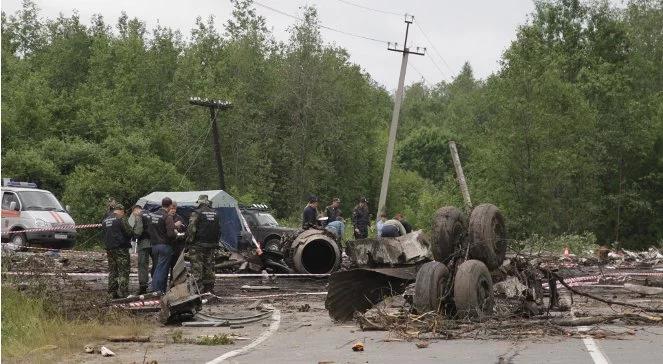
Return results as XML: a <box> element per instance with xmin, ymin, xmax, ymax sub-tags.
<box><xmin>102</xmin><ymin>203</ymin><xmax>133</xmax><ymax>298</ymax></box>
<box><xmin>324</xmin><ymin>198</ymin><xmax>341</xmax><ymax>227</ymax></box>
<box><xmin>128</xmin><ymin>205</ymin><xmax>152</xmax><ymax>294</ymax></box>
<box><xmin>168</xmin><ymin>201</ymin><xmax>187</xmax><ymax>281</ymax></box>
<box><xmin>186</xmin><ymin>195</ymin><xmax>220</xmax><ymax>293</ymax></box>
<box><xmin>352</xmin><ymin>197</ymin><xmax>370</xmax><ymax>239</ymax></box>
<box><xmin>147</xmin><ymin>197</ymin><xmax>177</xmax><ymax>293</ymax></box>
<box><xmin>302</xmin><ymin>195</ymin><xmax>320</xmax><ymax>230</ymax></box>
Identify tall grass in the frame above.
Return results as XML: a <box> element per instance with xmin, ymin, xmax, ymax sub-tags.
<box><xmin>1</xmin><ymin>287</ymin><xmax>151</xmax><ymax>363</ymax></box>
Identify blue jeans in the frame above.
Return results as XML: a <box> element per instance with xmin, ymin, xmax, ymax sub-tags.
<box><xmin>381</xmin><ymin>224</ymin><xmax>400</xmax><ymax>237</ymax></box>
<box><xmin>151</xmin><ymin>244</ymin><xmax>173</xmax><ymax>293</ymax></box>
<box><xmin>325</xmin><ymin>220</ymin><xmax>345</xmax><ymax>238</ymax></box>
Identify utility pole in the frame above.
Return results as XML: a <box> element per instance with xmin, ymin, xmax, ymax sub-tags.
<box><xmin>377</xmin><ymin>14</ymin><xmax>425</xmax><ymax>217</ymax></box>
<box><xmin>189</xmin><ymin>97</ymin><xmax>233</xmax><ymax>190</ymax></box>
<box><xmin>448</xmin><ymin>140</ymin><xmax>473</xmax><ymax>213</ymax></box>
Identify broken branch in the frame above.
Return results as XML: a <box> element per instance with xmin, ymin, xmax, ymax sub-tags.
<box><xmin>540</xmin><ymin>268</ymin><xmax>663</xmax><ymax>313</ymax></box>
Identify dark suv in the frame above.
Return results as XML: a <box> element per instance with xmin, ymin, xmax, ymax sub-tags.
<box><xmin>240</xmin><ymin>205</ymin><xmax>296</xmax><ymax>251</ymax></box>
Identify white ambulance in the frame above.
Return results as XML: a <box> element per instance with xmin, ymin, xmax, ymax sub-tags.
<box><xmin>1</xmin><ymin>180</ymin><xmax>77</xmax><ymax>249</ymax></box>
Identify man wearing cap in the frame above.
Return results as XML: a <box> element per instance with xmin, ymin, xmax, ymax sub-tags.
<box><xmin>128</xmin><ymin>204</ymin><xmax>152</xmax><ymax>295</ymax></box>
<box><xmin>352</xmin><ymin>197</ymin><xmax>370</xmax><ymax>239</ymax></box>
<box><xmin>147</xmin><ymin>197</ymin><xmax>177</xmax><ymax>293</ymax></box>
<box><xmin>186</xmin><ymin>195</ymin><xmax>220</xmax><ymax>293</ymax></box>
<box><xmin>302</xmin><ymin>195</ymin><xmax>320</xmax><ymax>230</ymax></box>
<box><xmin>102</xmin><ymin>203</ymin><xmax>133</xmax><ymax>298</ymax></box>
<box><xmin>324</xmin><ymin>198</ymin><xmax>341</xmax><ymax>227</ymax></box>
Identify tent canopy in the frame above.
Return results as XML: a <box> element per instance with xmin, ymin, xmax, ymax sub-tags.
<box><xmin>136</xmin><ymin>190</ymin><xmax>244</xmax><ymax>250</ymax></box>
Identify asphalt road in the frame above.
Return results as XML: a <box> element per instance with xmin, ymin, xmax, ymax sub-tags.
<box><xmin>76</xmin><ymin>297</ymin><xmax>663</xmax><ymax>364</ymax></box>
<box><xmin>7</xmin><ymin>252</ymin><xmax>662</xmax><ymax>364</ymax></box>
<box><xmin>218</xmin><ymin>307</ymin><xmax>663</xmax><ymax>364</ymax></box>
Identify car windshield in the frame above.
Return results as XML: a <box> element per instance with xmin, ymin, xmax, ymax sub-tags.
<box><xmin>255</xmin><ymin>212</ymin><xmax>278</xmax><ymax>226</ymax></box>
<box><xmin>17</xmin><ymin>191</ymin><xmax>65</xmax><ymax>211</ymax></box>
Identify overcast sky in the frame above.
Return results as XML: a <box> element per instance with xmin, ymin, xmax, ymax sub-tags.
<box><xmin>2</xmin><ymin>0</ymin><xmax>539</xmax><ymax>90</ymax></box>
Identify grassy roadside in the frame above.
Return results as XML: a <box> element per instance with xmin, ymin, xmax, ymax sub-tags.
<box><xmin>1</xmin><ymin>286</ymin><xmax>152</xmax><ymax>363</ymax></box>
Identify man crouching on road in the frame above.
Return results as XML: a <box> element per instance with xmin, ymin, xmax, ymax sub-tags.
<box><xmin>102</xmin><ymin>203</ymin><xmax>132</xmax><ymax>299</ymax></box>
<box><xmin>186</xmin><ymin>195</ymin><xmax>220</xmax><ymax>293</ymax></box>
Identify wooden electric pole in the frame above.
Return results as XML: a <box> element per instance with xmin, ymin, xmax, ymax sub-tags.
<box><xmin>189</xmin><ymin>97</ymin><xmax>233</xmax><ymax>190</ymax></box>
<box><xmin>377</xmin><ymin>14</ymin><xmax>426</xmax><ymax>217</ymax></box>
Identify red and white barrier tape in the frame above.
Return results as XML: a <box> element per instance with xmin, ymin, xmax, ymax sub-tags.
<box><xmin>2</xmin><ymin>271</ymin><xmax>330</xmax><ymax>278</ymax></box>
<box><xmin>212</xmin><ymin>292</ymin><xmax>328</xmax><ymax>300</ymax></box>
<box><xmin>1</xmin><ymin>223</ymin><xmax>102</xmax><ymax>235</ymax></box>
<box><xmin>543</xmin><ymin>271</ymin><xmax>663</xmax><ymax>289</ymax></box>
<box><xmin>1</xmin><ymin>243</ymin><xmax>107</xmax><ymax>255</ymax></box>
<box><xmin>125</xmin><ymin>299</ymin><xmax>160</xmax><ymax>308</ymax></box>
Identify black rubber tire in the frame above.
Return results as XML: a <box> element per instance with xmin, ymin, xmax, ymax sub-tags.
<box><xmin>453</xmin><ymin>259</ymin><xmax>494</xmax><ymax>318</ymax></box>
<box><xmin>467</xmin><ymin>204</ymin><xmax>507</xmax><ymax>270</ymax></box>
<box><xmin>431</xmin><ymin>206</ymin><xmax>467</xmax><ymax>263</ymax></box>
<box><xmin>8</xmin><ymin>232</ymin><xmax>28</xmax><ymax>251</ymax></box>
<box><xmin>413</xmin><ymin>261</ymin><xmax>449</xmax><ymax>313</ymax></box>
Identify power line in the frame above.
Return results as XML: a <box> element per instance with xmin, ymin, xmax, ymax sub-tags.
<box><xmin>408</xmin><ymin>62</ymin><xmax>428</xmax><ymax>84</ymax></box>
<box><xmin>253</xmin><ymin>0</ymin><xmax>389</xmax><ymax>44</ymax></box>
<box><xmin>334</xmin><ymin>0</ymin><xmax>404</xmax><ymax>17</ymax></box>
<box><xmin>147</xmin><ymin>118</ymin><xmax>213</xmax><ymax>192</ymax></box>
<box><xmin>415</xmin><ymin>21</ymin><xmax>454</xmax><ymax>76</ymax></box>
<box><xmin>425</xmin><ymin>53</ymin><xmax>447</xmax><ymax>81</ymax></box>
<box><xmin>177</xmin><ymin>121</ymin><xmax>213</xmax><ymax>189</ymax></box>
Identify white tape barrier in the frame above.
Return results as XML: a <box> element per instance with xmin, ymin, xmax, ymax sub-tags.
<box><xmin>207</xmin><ymin>292</ymin><xmax>328</xmax><ymax>300</ymax></box>
<box><xmin>543</xmin><ymin>271</ymin><xmax>663</xmax><ymax>289</ymax></box>
<box><xmin>1</xmin><ymin>223</ymin><xmax>102</xmax><ymax>235</ymax></box>
<box><xmin>2</xmin><ymin>271</ymin><xmax>330</xmax><ymax>278</ymax></box>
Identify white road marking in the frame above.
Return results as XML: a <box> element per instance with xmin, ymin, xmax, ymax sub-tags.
<box><xmin>570</xmin><ymin>306</ymin><xmax>611</xmax><ymax>364</ymax></box>
<box><xmin>206</xmin><ymin>309</ymin><xmax>281</xmax><ymax>364</ymax></box>
<box><xmin>580</xmin><ymin>333</ymin><xmax>610</xmax><ymax>364</ymax></box>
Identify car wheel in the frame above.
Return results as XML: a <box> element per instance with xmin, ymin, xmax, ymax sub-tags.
<box><xmin>6</xmin><ymin>232</ymin><xmax>28</xmax><ymax>251</ymax></box>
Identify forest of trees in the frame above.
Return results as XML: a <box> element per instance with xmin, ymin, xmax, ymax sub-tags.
<box><xmin>2</xmin><ymin>0</ymin><xmax>661</xmax><ymax>249</ymax></box>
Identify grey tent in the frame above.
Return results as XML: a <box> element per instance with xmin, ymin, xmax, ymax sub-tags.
<box><xmin>136</xmin><ymin>190</ymin><xmax>244</xmax><ymax>250</ymax></box>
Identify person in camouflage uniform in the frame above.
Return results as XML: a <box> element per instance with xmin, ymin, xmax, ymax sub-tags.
<box><xmin>102</xmin><ymin>203</ymin><xmax>132</xmax><ymax>298</ymax></box>
<box><xmin>186</xmin><ymin>195</ymin><xmax>220</xmax><ymax>293</ymax></box>
<box><xmin>352</xmin><ymin>197</ymin><xmax>370</xmax><ymax>239</ymax></box>
<box><xmin>128</xmin><ymin>205</ymin><xmax>152</xmax><ymax>295</ymax></box>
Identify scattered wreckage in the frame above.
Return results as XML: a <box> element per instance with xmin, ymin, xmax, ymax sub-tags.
<box><xmin>325</xmin><ymin>210</ymin><xmax>663</xmax><ymax>340</ymax></box>
<box><xmin>112</xmin><ymin>250</ymin><xmax>279</xmax><ymax>325</ymax></box>
<box><xmin>325</xmin><ymin>202</ymin><xmax>508</xmax><ymax>321</ymax></box>
<box><xmin>326</xmin><ymin>141</ymin><xmax>663</xmax><ymax>337</ymax></box>
<box><xmin>214</xmin><ymin>227</ymin><xmax>342</xmax><ymax>275</ymax></box>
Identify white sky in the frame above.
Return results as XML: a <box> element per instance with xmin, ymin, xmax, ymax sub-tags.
<box><xmin>2</xmin><ymin>0</ymin><xmax>538</xmax><ymax>90</ymax></box>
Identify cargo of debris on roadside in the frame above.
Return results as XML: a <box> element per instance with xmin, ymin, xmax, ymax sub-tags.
<box><xmin>347</xmin><ymin>245</ymin><xmax>663</xmax><ymax>340</ymax></box>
